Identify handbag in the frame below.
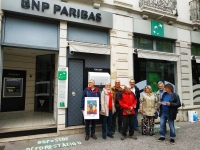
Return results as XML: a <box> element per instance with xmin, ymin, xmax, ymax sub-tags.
<box><xmin>154</xmin><ymin>110</ymin><xmax>158</xmax><ymax>119</ymax></box>
<box><xmin>154</xmin><ymin>93</ymin><xmax>159</xmax><ymax>119</ymax></box>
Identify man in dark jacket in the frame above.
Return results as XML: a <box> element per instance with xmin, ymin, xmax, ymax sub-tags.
<box><xmin>111</xmin><ymin>80</ymin><xmax>123</xmax><ymax>135</ymax></box>
<box><xmin>81</xmin><ymin>79</ymin><xmax>100</xmax><ymax>141</ymax></box>
<box><xmin>157</xmin><ymin>83</ymin><xmax>181</xmax><ymax>145</ymax></box>
<box><xmin>129</xmin><ymin>79</ymin><xmax>140</xmax><ymax>132</ymax></box>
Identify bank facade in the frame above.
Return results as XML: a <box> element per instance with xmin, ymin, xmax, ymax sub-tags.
<box><xmin>0</xmin><ymin>0</ymin><xmax>199</xmax><ymax>138</ymax></box>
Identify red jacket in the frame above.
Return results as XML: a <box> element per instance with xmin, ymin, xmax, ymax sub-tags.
<box><xmin>119</xmin><ymin>91</ymin><xmax>137</xmax><ymax>115</ymax></box>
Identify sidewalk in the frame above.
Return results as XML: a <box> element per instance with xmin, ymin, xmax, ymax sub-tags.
<box><xmin>0</xmin><ymin>122</ymin><xmax>200</xmax><ymax>150</ymax></box>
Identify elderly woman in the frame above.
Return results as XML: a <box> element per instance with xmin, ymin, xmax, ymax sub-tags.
<box><xmin>100</xmin><ymin>83</ymin><xmax>116</xmax><ymax>140</ymax></box>
<box><xmin>139</xmin><ymin>85</ymin><xmax>158</xmax><ymax>136</ymax></box>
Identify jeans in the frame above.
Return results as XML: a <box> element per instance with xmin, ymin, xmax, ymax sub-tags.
<box><xmin>122</xmin><ymin>114</ymin><xmax>135</xmax><ymax>136</ymax></box>
<box><xmin>134</xmin><ymin>108</ymin><xmax>139</xmax><ymax>130</ymax></box>
<box><xmin>85</xmin><ymin>119</ymin><xmax>96</xmax><ymax>136</ymax></box>
<box><xmin>160</xmin><ymin>113</ymin><xmax>176</xmax><ymax>139</ymax></box>
<box><xmin>112</xmin><ymin>106</ymin><xmax>123</xmax><ymax>131</ymax></box>
<box><xmin>102</xmin><ymin>110</ymin><xmax>112</xmax><ymax>136</ymax></box>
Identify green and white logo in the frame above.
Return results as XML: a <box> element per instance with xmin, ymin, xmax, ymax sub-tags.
<box><xmin>151</xmin><ymin>20</ymin><xmax>164</xmax><ymax>37</ymax></box>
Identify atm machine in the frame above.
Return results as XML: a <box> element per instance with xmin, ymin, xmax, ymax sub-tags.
<box><xmin>1</xmin><ymin>69</ymin><xmax>26</xmax><ymax>112</ymax></box>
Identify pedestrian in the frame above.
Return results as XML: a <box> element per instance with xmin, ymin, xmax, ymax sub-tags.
<box><xmin>119</xmin><ymin>85</ymin><xmax>137</xmax><ymax>140</ymax></box>
<box><xmin>139</xmin><ymin>85</ymin><xmax>158</xmax><ymax>136</ymax></box>
<box><xmin>157</xmin><ymin>83</ymin><xmax>181</xmax><ymax>144</ymax></box>
<box><xmin>129</xmin><ymin>79</ymin><xmax>140</xmax><ymax>132</ymax></box>
<box><xmin>80</xmin><ymin>79</ymin><xmax>100</xmax><ymax>141</ymax></box>
<box><xmin>100</xmin><ymin>83</ymin><xmax>116</xmax><ymax>140</ymax></box>
<box><xmin>156</xmin><ymin>81</ymin><xmax>165</xmax><ymax>101</ymax></box>
<box><xmin>111</xmin><ymin>80</ymin><xmax>123</xmax><ymax>135</ymax></box>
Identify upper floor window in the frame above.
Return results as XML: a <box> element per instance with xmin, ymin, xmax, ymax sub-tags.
<box><xmin>134</xmin><ymin>35</ymin><xmax>174</xmax><ymax>53</ymax></box>
<box><xmin>191</xmin><ymin>44</ymin><xmax>200</xmax><ymax>56</ymax></box>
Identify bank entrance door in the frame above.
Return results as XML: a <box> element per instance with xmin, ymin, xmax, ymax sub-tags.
<box><xmin>67</xmin><ymin>59</ymin><xmax>110</xmax><ymax>126</ymax></box>
<box><xmin>34</xmin><ymin>54</ymin><xmax>55</xmax><ymax>112</ymax></box>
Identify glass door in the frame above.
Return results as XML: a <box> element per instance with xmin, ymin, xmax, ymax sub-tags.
<box><xmin>35</xmin><ymin>54</ymin><xmax>55</xmax><ymax>112</ymax></box>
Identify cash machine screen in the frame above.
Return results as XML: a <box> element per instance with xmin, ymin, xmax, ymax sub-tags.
<box><xmin>3</xmin><ymin>78</ymin><xmax>23</xmax><ymax>97</ymax></box>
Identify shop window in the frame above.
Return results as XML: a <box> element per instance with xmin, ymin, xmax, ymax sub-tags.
<box><xmin>134</xmin><ymin>35</ymin><xmax>174</xmax><ymax>53</ymax></box>
<box><xmin>134</xmin><ymin>54</ymin><xmax>175</xmax><ymax>93</ymax></box>
<box><xmin>156</xmin><ymin>40</ymin><xmax>173</xmax><ymax>53</ymax></box>
<box><xmin>191</xmin><ymin>44</ymin><xmax>200</xmax><ymax>56</ymax></box>
<box><xmin>134</xmin><ymin>37</ymin><xmax>153</xmax><ymax>50</ymax></box>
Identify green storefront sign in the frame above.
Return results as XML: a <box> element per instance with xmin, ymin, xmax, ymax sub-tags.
<box><xmin>58</xmin><ymin>71</ymin><xmax>67</xmax><ymax>80</ymax></box>
<box><xmin>151</xmin><ymin>20</ymin><xmax>164</xmax><ymax>37</ymax></box>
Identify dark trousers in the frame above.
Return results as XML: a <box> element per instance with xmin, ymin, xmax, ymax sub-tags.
<box><xmin>102</xmin><ymin>110</ymin><xmax>112</xmax><ymax>136</ymax></box>
<box><xmin>112</xmin><ymin>106</ymin><xmax>123</xmax><ymax>131</ymax></box>
<box><xmin>85</xmin><ymin>119</ymin><xmax>96</xmax><ymax>136</ymax></box>
<box><xmin>122</xmin><ymin>114</ymin><xmax>135</xmax><ymax>136</ymax></box>
<box><xmin>141</xmin><ymin>115</ymin><xmax>155</xmax><ymax>135</ymax></box>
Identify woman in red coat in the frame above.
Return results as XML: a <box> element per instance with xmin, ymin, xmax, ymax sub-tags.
<box><xmin>119</xmin><ymin>85</ymin><xmax>137</xmax><ymax>140</ymax></box>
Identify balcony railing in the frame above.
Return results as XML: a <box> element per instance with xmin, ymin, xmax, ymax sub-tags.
<box><xmin>190</xmin><ymin>0</ymin><xmax>200</xmax><ymax>20</ymax></box>
<box><xmin>139</xmin><ymin>0</ymin><xmax>177</xmax><ymax>13</ymax></box>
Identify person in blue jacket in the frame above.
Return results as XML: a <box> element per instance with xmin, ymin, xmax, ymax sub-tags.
<box><xmin>81</xmin><ymin>79</ymin><xmax>100</xmax><ymax>141</ymax></box>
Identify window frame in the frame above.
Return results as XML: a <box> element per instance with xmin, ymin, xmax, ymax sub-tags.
<box><xmin>133</xmin><ymin>34</ymin><xmax>175</xmax><ymax>53</ymax></box>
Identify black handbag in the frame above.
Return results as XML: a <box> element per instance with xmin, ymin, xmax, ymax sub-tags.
<box><xmin>154</xmin><ymin>111</ymin><xmax>158</xmax><ymax>119</ymax></box>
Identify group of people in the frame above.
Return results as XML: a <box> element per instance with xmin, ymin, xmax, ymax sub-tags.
<box><xmin>80</xmin><ymin>79</ymin><xmax>181</xmax><ymax>144</ymax></box>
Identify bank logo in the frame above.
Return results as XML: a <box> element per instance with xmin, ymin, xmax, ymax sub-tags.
<box><xmin>151</xmin><ymin>20</ymin><xmax>164</xmax><ymax>37</ymax></box>
<box><xmin>21</xmin><ymin>0</ymin><xmax>30</xmax><ymax>9</ymax></box>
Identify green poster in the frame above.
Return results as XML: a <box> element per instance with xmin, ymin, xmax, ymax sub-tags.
<box><xmin>151</xmin><ymin>20</ymin><xmax>164</xmax><ymax>37</ymax></box>
<box><xmin>58</xmin><ymin>71</ymin><xmax>67</xmax><ymax>80</ymax></box>
<box><xmin>148</xmin><ymin>73</ymin><xmax>159</xmax><ymax>92</ymax></box>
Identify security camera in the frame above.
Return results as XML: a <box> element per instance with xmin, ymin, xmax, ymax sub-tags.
<box><xmin>172</xmin><ymin>9</ymin><xmax>178</xmax><ymax>16</ymax></box>
<box><xmin>172</xmin><ymin>10</ymin><xmax>176</xmax><ymax>15</ymax></box>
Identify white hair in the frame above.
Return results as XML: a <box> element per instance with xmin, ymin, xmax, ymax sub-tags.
<box><xmin>89</xmin><ymin>79</ymin><xmax>95</xmax><ymax>83</ymax></box>
<box><xmin>144</xmin><ymin>85</ymin><xmax>152</xmax><ymax>92</ymax></box>
<box><xmin>124</xmin><ymin>85</ymin><xmax>131</xmax><ymax>89</ymax></box>
<box><xmin>158</xmin><ymin>81</ymin><xmax>164</xmax><ymax>86</ymax></box>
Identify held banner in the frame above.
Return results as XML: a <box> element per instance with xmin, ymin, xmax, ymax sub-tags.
<box><xmin>84</xmin><ymin>97</ymin><xmax>99</xmax><ymax>119</ymax></box>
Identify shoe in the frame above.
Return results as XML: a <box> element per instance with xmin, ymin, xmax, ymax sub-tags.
<box><xmin>111</xmin><ymin>130</ymin><xmax>115</xmax><ymax>135</ymax></box>
<box><xmin>103</xmin><ymin>135</ymin><xmax>106</xmax><ymax>140</ymax></box>
<box><xmin>129</xmin><ymin>135</ymin><xmax>137</xmax><ymax>140</ymax></box>
<box><xmin>135</xmin><ymin>129</ymin><xmax>140</xmax><ymax>133</ymax></box>
<box><xmin>150</xmin><ymin>133</ymin><xmax>155</xmax><ymax>136</ymax></box>
<box><xmin>107</xmin><ymin>134</ymin><xmax>114</xmax><ymax>138</ymax></box>
<box><xmin>157</xmin><ymin>137</ymin><xmax>165</xmax><ymax>142</ymax></box>
<box><xmin>91</xmin><ymin>134</ymin><xmax>97</xmax><ymax>140</ymax></box>
<box><xmin>170</xmin><ymin>139</ymin><xmax>175</xmax><ymax>145</ymax></box>
<box><xmin>85</xmin><ymin>135</ymin><xmax>89</xmax><ymax>141</ymax></box>
<box><xmin>121</xmin><ymin>136</ymin><xmax>126</xmax><ymax>140</ymax></box>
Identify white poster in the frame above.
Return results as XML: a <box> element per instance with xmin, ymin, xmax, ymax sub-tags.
<box><xmin>84</xmin><ymin>97</ymin><xmax>99</xmax><ymax>119</ymax></box>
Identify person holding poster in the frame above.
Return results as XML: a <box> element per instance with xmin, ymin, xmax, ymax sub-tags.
<box><xmin>157</xmin><ymin>83</ymin><xmax>181</xmax><ymax>145</ymax></box>
<box><xmin>100</xmin><ymin>83</ymin><xmax>116</xmax><ymax>140</ymax></box>
<box><xmin>119</xmin><ymin>85</ymin><xmax>137</xmax><ymax>140</ymax></box>
<box><xmin>81</xmin><ymin>79</ymin><xmax>100</xmax><ymax>141</ymax></box>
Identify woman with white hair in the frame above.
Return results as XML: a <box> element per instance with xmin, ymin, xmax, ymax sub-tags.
<box><xmin>100</xmin><ymin>83</ymin><xmax>116</xmax><ymax>140</ymax></box>
<box><xmin>139</xmin><ymin>85</ymin><xmax>158</xmax><ymax>136</ymax></box>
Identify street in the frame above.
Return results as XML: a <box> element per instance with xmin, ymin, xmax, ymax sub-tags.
<box><xmin>0</xmin><ymin>122</ymin><xmax>200</xmax><ymax>150</ymax></box>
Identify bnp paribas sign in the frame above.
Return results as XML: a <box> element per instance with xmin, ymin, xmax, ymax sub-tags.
<box><xmin>1</xmin><ymin>0</ymin><xmax>113</xmax><ymax>28</ymax></box>
<box><xmin>151</xmin><ymin>20</ymin><xmax>164</xmax><ymax>37</ymax></box>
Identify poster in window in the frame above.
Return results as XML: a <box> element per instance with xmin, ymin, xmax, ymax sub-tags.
<box><xmin>84</xmin><ymin>97</ymin><xmax>99</xmax><ymax>119</ymax></box>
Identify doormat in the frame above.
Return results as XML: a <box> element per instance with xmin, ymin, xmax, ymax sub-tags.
<box><xmin>0</xmin><ymin>146</ymin><xmax>5</xmax><ymax>150</ymax></box>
